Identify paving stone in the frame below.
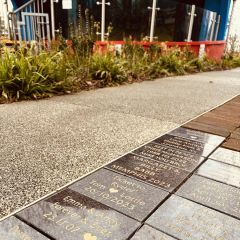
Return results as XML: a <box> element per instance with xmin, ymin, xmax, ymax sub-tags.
<box><xmin>0</xmin><ymin>216</ymin><xmax>49</xmax><ymax>239</ymax></box>
<box><xmin>231</xmin><ymin>129</ymin><xmax>240</xmax><ymax>140</ymax></box>
<box><xmin>177</xmin><ymin>175</ymin><xmax>240</xmax><ymax>220</ymax></box>
<box><xmin>133</xmin><ymin>142</ymin><xmax>204</xmax><ymax>172</ymax></box>
<box><xmin>130</xmin><ymin>225</ymin><xmax>176</xmax><ymax>240</ymax></box>
<box><xmin>209</xmin><ymin>147</ymin><xmax>240</xmax><ymax>168</ymax></box>
<box><xmin>105</xmin><ymin>154</ymin><xmax>190</xmax><ymax>192</ymax></box>
<box><xmin>196</xmin><ymin>159</ymin><xmax>240</xmax><ymax>188</ymax></box>
<box><xmin>146</xmin><ymin>195</ymin><xmax>240</xmax><ymax>240</ymax></box>
<box><xmin>211</xmin><ymin>109</ymin><xmax>240</xmax><ymax>119</ymax></box>
<box><xmin>69</xmin><ymin>168</ymin><xmax>169</xmax><ymax>221</ymax></box>
<box><xmin>223</xmin><ymin>138</ymin><xmax>240</xmax><ymax>151</ymax></box>
<box><xmin>152</xmin><ymin>134</ymin><xmax>216</xmax><ymax>157</ymax></box>
<box><xmin>224</xmin><ymin>102</ymin><xmax>240</xmax><ymax>109</ymax></box>
<box><xmin>193</xmin><ymin>115</ymin><xmax>238</xmax><ymax>130</ymax></box>
<box><xmin>203</xmin><ymin>112</ymin><xmax>240</xmax><ymax>125</ymax></box>
<box><xmin>17</xmin><ymin>188</ymin><xmax>140</xmax><ymax>240</ymax></box>
<box><xmin>169</xmin><ymin>127</ymin><xmax>225</xmax><ymax>146</ymax></box>
<box><xmin>183</xmin><ymin>121</ymin><xmax>231</xmax><ymax>137</ymax></box>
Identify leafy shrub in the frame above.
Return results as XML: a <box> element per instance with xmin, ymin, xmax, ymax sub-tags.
<box><xmin>89</xmin><ymin>53</ymin><xmax>127</xmax><ymax>86</ymax></box>
<box><xmin>0</xmin><ymin>47</ymin><xmax>72</xmax><ymax>101</ymax></box>
<box><xmin>1</xmin><ymin>41</ymin><xmax>240</xmax><ymax>104</ymax></box>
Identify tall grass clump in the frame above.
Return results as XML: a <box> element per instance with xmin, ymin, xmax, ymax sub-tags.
<box><xmin>0</xmin><ymin>47</ymin><xmax>72</xmax><ymax>101</ymax></box>
<box><xmin>89</xmin><ymin>53</ymin><xmax>127</xmax><ymax>86</ymax></box>
<box><xmin>1</xmin><ymin>37</ymin><xmax>240</xmax><ymax>104</ymax></box>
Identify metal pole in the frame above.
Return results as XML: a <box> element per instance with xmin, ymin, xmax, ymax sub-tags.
<box><xmin>214</xmin><ymin>15</ymin><xmax>221</xmax><ymax>41</ymax></box>
<box><xmin>186</xmin><ymin>4</ymin><xmax>196</xmax><ymax>42</ymax></box>
<box><xmin>209</xmin><ymin>12</ymin><xmax>216</xmax><ymax>41</ymax></box>
<box><xmin>149</xmin><ymin>0</ymin><xmax>157</xmax><ymax>42</ymax></box>
<box><xmin>50</xmin><ymin>0</ymin><xmax>55</xmax><ymax>39</ymax></box>
<box><xmin>101</xmin><ymin>0</ymin><xmax>105</xmax><ymax>41</ymax></box>
<box><xmin>97</xmin><ymin>0</ymin><xmax>110</xmax><ymax>41</ymax></box>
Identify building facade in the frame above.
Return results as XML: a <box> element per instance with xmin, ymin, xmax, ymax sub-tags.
<box><xmin>1</xmin><ymin>0</ymin><xmax>239</xmax><ymax>48</ymax></box>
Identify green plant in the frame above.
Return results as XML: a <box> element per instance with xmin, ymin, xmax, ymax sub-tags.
<box><xmin>0</xmin><ymin>47</ymin><xmax>72</xmax><ymax>101</ymax></box>
<box><xmin>90</xmin><ymin>53</ymin><xmax>127</xmax><ymax>85</ymax></box>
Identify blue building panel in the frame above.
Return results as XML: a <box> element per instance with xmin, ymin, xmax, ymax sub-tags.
<box><xmin>204</xmin><ymin>0</ymin><xmax>231</xmax><ymax>40</ymax></box>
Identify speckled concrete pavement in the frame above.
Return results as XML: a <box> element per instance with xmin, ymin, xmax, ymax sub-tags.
<box><xmin>1</xmin><ymin>68</ymin><xmax>240</xmax><ymax>219</ymax></box>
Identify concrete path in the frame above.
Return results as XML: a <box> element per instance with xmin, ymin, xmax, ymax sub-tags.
<box><xmin>1</xmin><ymin>68</ymin><xmax>240</xmax><ymax>219</ymax></box>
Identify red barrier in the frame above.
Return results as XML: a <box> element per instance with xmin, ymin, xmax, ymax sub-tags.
<box><xmin>95</xmin><ymin>41</ymin><xmax>226</xmax><ymax>61</ymax></box>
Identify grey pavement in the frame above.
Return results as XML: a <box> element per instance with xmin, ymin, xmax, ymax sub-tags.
<box><xmin>0</xmin><ymin>68</ymin><xmax>240</xmax><ymax>219</ymax></box>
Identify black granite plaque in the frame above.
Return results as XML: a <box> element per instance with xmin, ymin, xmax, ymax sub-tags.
<box><xmin>209</xmin><ymin>147</ymin><xmax>240</xmax><ymax>168</ymax></box>
<box><xmin>133</xmin><ymin>142</ymin><xmax>204</xmax><ymax>172</ymax></box>
<box><xmin>17</xmin><ymin>188</ymin><xmax>140</xmax><ymax>240</ymax></box>
<box><xmin>131</xmin><ymin>225</ymin><xmax>176</xmax><ymax>240</ymax></box>
<box><xmin>153</xmin><ymin>134</ymin><xmax>216</xmax><ymax>157</ymax></box>
<box><xmin>105</xmin><ymin>154</ymin><xmax>190</xmax><ymax>192</ymax></box>
<box><xmin>177</xmin><ymin>175</ymin><xmax>240</xmax><ymax>220</ymax></box>
<box><xmin>169</xmin><ymin>127</ymin><xmax>225</xmax><ymax>146</ymax></box>
<box><xmin>0</xmin><ymin>216</ymin><xmax>49</xmax><ymax>239</ymax></box>
<box><xmin>147</xmin><ymin>195</ymin><xmax>240</xmax><ymax>240</ymax></box>
<box><xmin>196</xmin><ymin>159</ymin><xmax>240</xmax><ymax>188</ymax></box>
<box><xmin>69</xmin><ymin>169</ymin><xmax>168</xmax><ymax>221</ymax></box>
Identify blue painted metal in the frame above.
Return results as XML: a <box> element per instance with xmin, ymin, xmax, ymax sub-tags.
<box><xmin>204</xmin><ymin>0</ymin><xmax>231</xmax><ymax>40</ymax></box>
<box><xmin>11</xmin><ymin>0</ymin><xmax>34</xmax><ymax>40</ymax></box>
<box><xmin>11</xmin><ymin>0</ymin><xmax>30</xmax><ymax>9</ymax></box>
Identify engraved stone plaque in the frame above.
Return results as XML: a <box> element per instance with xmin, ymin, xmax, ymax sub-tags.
<box><xmin>17</xmin><ymin>188</ymin><xmax>140</xmax><ymax>240</ymax></box>
<box><xmin>147</xmin><ymin>195</ymin><xmax>240</xmax><ymax>240</ymax></box>
<box><xmin>133</xmin><ymin>142</ymin><xmax>204</xmax><ymax>171</ymax></box>
<box><xmin>209</xmin><ymin>147</ymin><xmax>240</xmax><ymax>168</ymax></box>
<box><xmin>196</xmin><ymin>159</ymin><xmax>240</xmax><ymax>188</ymax></box>
<box><xmin>169</xmin><ymin>127</ymin><xmax>224</xmax><ymax>146</ymax></box>
<box><xmin>153</xmin><ymin>134</ymin><xmax>216</xmax><ymax>157</ymax></box>
<box><xmin>177</xmin><ymin>175</ymin><xmax>240</xmax><ymax>220</ymax></box>
<box><xmin>106</xmin><ymin>154</ymin><xmax>190</xmax><ymax>192</ymax></box>
<box><xmin>0</xmin><ymin>216</ymin><xmax>49</xmax><ymax>240</ymax></box>
<box><xmin>131</xmin><ymin>225</ymin><xmax>176</xmax><ymax>240</ymax></box>
<box><xmin>69</xmin><ymin>169</ymin><xmax>168</xmax><ymax>221</ymax></box>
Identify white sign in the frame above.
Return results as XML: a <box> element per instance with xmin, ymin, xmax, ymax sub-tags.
<box><xmin>62</xmin><ymin>0</ymin><xmax>72</xmax><ymax>9</ymax></box>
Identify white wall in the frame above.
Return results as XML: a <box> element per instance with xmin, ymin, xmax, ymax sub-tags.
<box><xmin>227</xmin><ymin>0</ymin><xmax>240</xmax><ymax>51</ymax></box>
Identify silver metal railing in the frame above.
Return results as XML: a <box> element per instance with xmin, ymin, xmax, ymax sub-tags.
<box><xmin>8</xmin><ymin>0</ymin><xmax>50</xmax><ymax>48</ymax></box>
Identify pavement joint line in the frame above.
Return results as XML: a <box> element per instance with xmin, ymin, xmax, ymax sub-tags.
<box><xmin>0</xmin><ymin>93</ymin><xmax>239</xmax><ymax>223</ymax></box>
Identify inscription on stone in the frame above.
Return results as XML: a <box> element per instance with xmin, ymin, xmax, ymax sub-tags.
<box><xmin>177</xmin><ymin>175</ymin><xmax>240</xmax><ymax>220</ymax></box>
<box><xmin>131</xmin><ymin>225</ymin><xmax>176</xmax><ymax>240</ymax></box>
<box><xmin>196</xmin><ymin>159</ymin><xmax>240</xmax><ymax>188</ymax></box>
<box><xmin>153</xmin><ymin>134</ymin><xmax>216</xmax><ymax>157</ymax></box>
<box><xmin>209</xmin><ymin>147</ymin><xmax>240</xmax><ymax>168</ymax></box>
<box><xmin>106</xmin><ymin>154</ymin><xmax>190</xmax><ymax>192</ymax></box>
<box><xmin>69</xmin><ymin>168</ymin><xmax>168</xmax><ymax>221</ymax></box>
<box><xmin>169</xmin><ymin>127</ymin><xmax>224</xmax><ymax>146</ymax></box>
<box><xmin>17</xmin><ymin>188</ymin><xmax>140</xmax><ymax>240</ymax></box>
<box><xmin>133</xmin><ymin>142</ymin><xmax>204</xmax><ymax>171</ymax></box>
<box><xmin>0</xmin><ymin>216</ymin><xmax>49</xmax><ymax>240</ymax></box>
<box><xmin>147</xmin><ymin>195</ymin><xmax>240</xmax><ymax>240</ymax></box>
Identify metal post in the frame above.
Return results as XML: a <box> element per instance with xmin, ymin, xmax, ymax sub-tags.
<box><xmin>214</xmin><ymin>15</ymin><xmax>221</xmax><ymax>41</ymax></box>
<box><xmin>148</xmin><ymin>0</ymin><xmax>160</xmax><ymax>42</ymax></box>
<box><xmin>149</xmin><ymin>0</ymin><xmax>156</xmax><ymax>42</ymax></box>
<box><xmin>101</xmin><ymin>0</ymin><xmax>105</xmax><ymax>41</ymax></box>
<box><xmin>209</xmin><ymin>12</ymin><xmax>216</xmax><ymax>41</ymax></box>
<box><xmin>186</xmin><ymin>4</ymin><xmax>196</xmax><ymax>42</ymax></box>
<box><xmin>50</xmin><ymin>0</ymin><xmax>55</xmax><ymax>39</ymax></box>
<box><xmin>97</xmin><ymin>0</ymin><xmax>110</xmax><ymax>41</ymax></box>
